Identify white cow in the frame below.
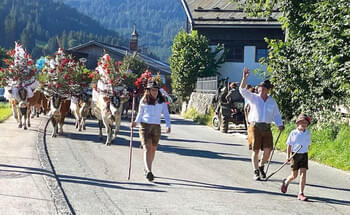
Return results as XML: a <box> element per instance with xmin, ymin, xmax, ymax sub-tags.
<box><xmin>91</xmin><ymin>89</ymin><xmax>129</xmax><ymax>146</ymax></box>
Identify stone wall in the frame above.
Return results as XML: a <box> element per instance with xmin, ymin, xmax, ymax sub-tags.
<box><xmin>187</xmin><ymin>92</ymin><xmax>216</xmax><ymax>115</ymax></box>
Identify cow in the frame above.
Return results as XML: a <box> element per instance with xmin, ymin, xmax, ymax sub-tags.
<box><xmin>48</xmin><ymin>94</ymin><xmax>71</xmax><ymax>137</ymax></box>
<box><xmin>70</xmin><ymin>93</ymin><xmax>91</xmax><ymax>131</ymax></box>
<box><xmin>91</xmin><ymin>90</ymin><xmax>129</xmax><ymax>146</ymax></box>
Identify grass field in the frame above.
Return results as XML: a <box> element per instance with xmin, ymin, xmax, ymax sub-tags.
<box><xmin>0</xmin><ymin>102</ymin><xmax>12</xmax><ymax>123</ymax></box>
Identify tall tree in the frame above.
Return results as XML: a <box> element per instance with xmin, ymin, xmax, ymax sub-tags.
<box><xmin>169</xmin><ymin>30</ymin><xmax>225</xmax><ymax>100</ymax></box>
<box><xmin>243</xmin><ymin>0</ymin><xmax>350</xmax><ymax>123</ymax></box>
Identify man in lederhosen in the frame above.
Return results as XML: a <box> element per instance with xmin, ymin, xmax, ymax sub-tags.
<box><xmin>239</xmin><ymin>68</ymin><xmax>284</xmax><ymax>180</ymax></box>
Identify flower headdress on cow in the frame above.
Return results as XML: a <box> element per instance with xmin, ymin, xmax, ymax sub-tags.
<box><xmin>134</xmin><ymin>70</ymin><xmax>162</xmax><ymax>94</ymax></box>
<box><xmin>92</xmin><ymin>54</ymin><xmax>126</xmax><ymax>96</ymax></box>
<box><xmin>0</xmin><ymin>42</ymin><xmax>37</xmax><ymax>88</ymax></box>
<box><xmin>41</xmin><ymin>48</ymin><xmax>91</xmax><ymax>96</ymax></box>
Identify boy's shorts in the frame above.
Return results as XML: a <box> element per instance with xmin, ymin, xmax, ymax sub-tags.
<box><xmin>247</xmin><ymin>123</ymin><xmax>273</xmax><ymax>150</ymax></box>
<box><xmin>291</xmin><ymin>153</ymin><xmax>308</xmax><ymax>170</ymax></box>
<box><xmin>139</xmin><ymin>122</ymin><xmax>161</xmax><ymax>146</ymax></box>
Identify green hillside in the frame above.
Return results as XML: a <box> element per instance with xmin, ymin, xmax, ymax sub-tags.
<box><xmin>62</xmin><ymin>0</ymin><xmax>186</xmax><ymax>62</ymax></box>
<box><xmin>0</xmin><ymin>0</ymin><xmax>127</xmax><ymax>58</ymax></box>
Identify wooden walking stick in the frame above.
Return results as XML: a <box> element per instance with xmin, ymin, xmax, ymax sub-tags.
<box><xmin>265</xmin><ymin>129</ymin><xmax>282</xmax><ymax>176</ymax></box>
<box><xmin>265</xmin><ymin>145</ymin><xmax>302</xmax><ymax>181</ymax></box>
<box><xmin>127</xmin><ymin>92</ymin><xmax>136</xmax><ymax>180</ymax></box>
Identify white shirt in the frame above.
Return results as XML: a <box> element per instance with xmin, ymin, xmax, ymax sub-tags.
<box><xmin>239</xmin><ymin>87</ymin><xmax>283</xmax><ymax>126</ymax></box>
<box><xmin>135</xmin><ymin>100</ymin><xmax>171</xmax><ymax>129</ymax></box>
<box><xmin>286</xmin><ymin>128</ymin><xmax>311</xmax><ymax>153</ymax></box>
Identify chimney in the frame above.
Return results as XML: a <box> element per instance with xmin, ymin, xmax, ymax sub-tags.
<box><xmin>130</xmin><ymin>24</ymin><xmax>138</xmax><ymax>52</ymax></box>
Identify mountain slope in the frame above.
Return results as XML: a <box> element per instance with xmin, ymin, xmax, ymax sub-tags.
<box><xmin>62</xmin><ymin>0</ymin><xmax>186</xmax><ymax>61</ymax></box>
<box><xmin>0</xmin><ymin>0</ymin><xmax>126</xmax><ymax>58</ymax></box>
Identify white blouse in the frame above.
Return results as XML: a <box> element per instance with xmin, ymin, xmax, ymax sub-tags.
<box><xmin>135</xmin><ymin>100</ymin><xmax>171</xmax><ymax>129</ymax></box>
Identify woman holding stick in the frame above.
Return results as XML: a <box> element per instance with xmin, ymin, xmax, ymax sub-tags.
<box><xmin>131</xmin><ymin>80</ymin><xmax>171</xmax><ymax>181</ymax></box>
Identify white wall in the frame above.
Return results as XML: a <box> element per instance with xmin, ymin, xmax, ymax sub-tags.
<box><xmin>218</xmin><ymin>46</ymin><xmax>268</xmax><ymax>86</ymax></box>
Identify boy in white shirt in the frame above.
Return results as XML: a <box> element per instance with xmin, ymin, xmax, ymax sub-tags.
<box><xmin>281</xmin><ymin>114</ymin><xmax>312</xmax><ymax>201</ymax></box>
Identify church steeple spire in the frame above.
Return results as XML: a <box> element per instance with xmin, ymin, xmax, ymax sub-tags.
<box><xmin>130</xmin><ymin>24</ymin><xmax>138</xmax><ymax>52</ymax></box>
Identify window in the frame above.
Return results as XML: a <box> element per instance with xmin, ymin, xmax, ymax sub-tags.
<box><xmin>225</xmin><ymin>45</ymin><xmax>244</xmax><ymax>62</ymax></box>
<box><xmin>256</xmin><ymin>48</ymin><xmax>268</xmax><ymax>62</ymax></box>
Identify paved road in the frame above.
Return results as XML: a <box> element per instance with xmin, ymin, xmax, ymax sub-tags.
<box><xmin>0</xmin><ymin>116</ymin><xmax>56</xmax><ymax>215</ymax></box>
<box><xmin>43</xmin><ymin>115</ymin><xmax>349</xmax><ymax>215</ymax></box>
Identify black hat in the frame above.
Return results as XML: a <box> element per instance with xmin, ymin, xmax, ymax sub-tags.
<box><xmin>258</xmin><ymin>80</ymin><xmax>274</xmax><ymax>89</ymax></box>
<box><xmin>146</xmin><ymin>80</ymin><xmax>160</xmax><ymax>89</ymax></box>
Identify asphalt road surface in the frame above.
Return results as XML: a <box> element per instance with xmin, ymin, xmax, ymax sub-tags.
<box><xmin>42</xmin><ymin>115</ymin><xmax>350</xmax><ymax>215</ymax></box>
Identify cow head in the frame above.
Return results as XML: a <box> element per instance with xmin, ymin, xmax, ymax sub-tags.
<box><xmin>18</xmin><ymin>87</ymin><xmax>28</xmax><ymax>115</ymax></box>
<box><xmin>49</xmin><ymin>94</ymin><xmax>62</xmax><ymax>119</ymax></box>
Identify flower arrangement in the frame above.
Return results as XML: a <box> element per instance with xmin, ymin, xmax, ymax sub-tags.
<box><xmin>0</xmin><ymin>42</ymin><xmax>37</xmax><ymax>88</ymax></box>
<box><xmin>134</xmin><ymin>69</ymin><xmax>162</xmax><ymax>94</ymax></box>
<box><xmin>92</xmin><ymin>54</ymin><xmax>126</xmax><ymax>96</ymax></box>
<box><xmin>41</xmin><ymin>48</ymin><xmax>92</xmax><ymax>96</ymax></box>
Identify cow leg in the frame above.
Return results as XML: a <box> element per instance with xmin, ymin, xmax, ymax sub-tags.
<box><xmin>27</xmin><ymin>107</ymin><xmax>31</xmax><ymax>128</ymax></box>
<box><xmin>114</xmin><ymin>115</ymin><xmax>122</xmax><ymax>138</ymax></box>
<box><xmin>98</xmin><ymin>120</ymin><xmax>103</xmax><ymax>140</ymax></box>
<box><xmin>51</xmin><ymin>119</ymin><xmax>57</xmax><ymax>137</ymax></box>
<box><xmin>13</xmin><ymin>105</ymin><xmax>19</xmax><ymax>124</ymax></box>
<box><xmin>80</xmin><ymin>117</ymin><xmax>86</xmax><ymax>130</ymax></box>
<box><xmin>58</xmin><ymin>116</ymin><xmax>64</xmax><ymax>135</ymax></box>
<box><xmin>105</xmin><ymin>124</ymin><xmax>112</xmax><ymax>146</ymax></box>
<box><xmin>18</xmin><ymin>111</ymin><xmax>22</xmax><ymax>128</ymax></box>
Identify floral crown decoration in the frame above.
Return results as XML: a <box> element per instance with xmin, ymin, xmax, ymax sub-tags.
<box><xmin>41</xmin><ymin>48</ymin><xmax>91</xmax><ymax>96</ymax></box>
<box><xmin>91</xmin><ymin>54</ymin><xmax>127</xmax><ymax>95</ymax></box>
<box><xmin>0</xmin><ymin>42</ymin><xmax>37</xmax><ymax>88</ymax></box>
<box><xmin>134</xmin><ymin>70</ymin><xmax>162</xmax><ymax>92</ymax></box>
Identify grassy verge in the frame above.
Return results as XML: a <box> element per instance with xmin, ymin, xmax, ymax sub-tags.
<box><xmin>183</xmin><ymin>107</ymin><xmax>214</xmax><ymax>127</ymax></box>
<box><xmin>0</xmin><ymin>102</ymin><xmax>12</xmax><ymax>123</ymax></box>
<box><xmin>272</xmin><ymin>123</ymin><xmax>350</xmax><ymax>171</ymax></box>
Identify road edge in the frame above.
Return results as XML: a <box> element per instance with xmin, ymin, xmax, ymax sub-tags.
<box><xmin>36</xmin><ymin>117</ymin><xmax>75</xmax><ymax>215</ymax></box>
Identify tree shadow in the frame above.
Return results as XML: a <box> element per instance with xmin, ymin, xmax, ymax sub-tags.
<box><xmin>160</xmin><ymin>137</ymin><xmax>242</xmax><ymax>147</ymax></box>
<box><xmin>154</xmin><ymin>176</ymin><xmax>350</xmax><ymax>206</ymax></box>
<box><xmin>0</xmin><ymin>164</ymin><xmax>164</xmax><ymax>193</ymax></box>
<box><xmin>157</xmin><ymin>144</ymin><xmax>252</xmax><ymax>162</ymax></box>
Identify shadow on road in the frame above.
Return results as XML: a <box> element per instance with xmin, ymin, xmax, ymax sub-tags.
<box><xmin>58</xmin><ymin>174</ymin><xmax>165</xmax><ymax>193</ymax></box>
<box><xmin>0</xmin><ymin>164</ymin><xmax>165</xmax><ymax>193</ymax></box>
<box><xmin>160</xmin><ymin>136</ymin><xmax>242</xmax><ymax>147</ymax></box>
<box><xmin>157</xmin><ymin>144</ymin><xmax>252</xmax><ymax>162</ymax></box>
<box><xmin>154</xmin><ymin>176</ymin><xmax>350</xmax><ymax>206</ymax></box>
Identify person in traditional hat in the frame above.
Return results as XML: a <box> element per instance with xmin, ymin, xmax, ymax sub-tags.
<box><xmin>239</xmin><ymin>68</ymin><xmax>284</xmax><ymax>180</ymax></box>
<box><xmin>281</xmin><ymin>113</ymin><xmax>312</xmax><ymax>201</ymax></box>
<box><xmin>131</xmin><ymin>80</ymin><xmax>171</xmax><ymax>181</ymax></box>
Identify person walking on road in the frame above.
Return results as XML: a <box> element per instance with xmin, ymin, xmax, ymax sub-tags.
<box><xmin>281</xmin><ymin>114</ymin><xmax>312</xmax><ymax>201</ymax></box>
<box><xmin>239</xmin><ymin>68</ymin><xmax>284</xmax><ymax>180</ymax></box>
<box><xmin>131</xmin><ymin>80</ymin><xmax>171</xmax><ymax>181</ymax></box>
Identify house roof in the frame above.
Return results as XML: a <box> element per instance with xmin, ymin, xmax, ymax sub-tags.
<box><xmin>181</xmin><ymin>0</ymin><xmax>282</xmax><ymax>28</ymax></box>
<box><xmin>68</xmin><ymin>41</ymin><xmax>171</xmax><ymax>75</ymax></box>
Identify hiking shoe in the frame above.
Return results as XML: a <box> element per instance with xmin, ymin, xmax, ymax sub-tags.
<box><xmin>281</xmin><ymin>178</ymin><xmax>288</xmax><ymax>193</ymax></box>
<box><xmin>259</xmin><ymin>166</ymin><xmax>266</xmax><ymax>179</ymax></box>
<box><xmin>146</xmin><ymin>172</ymin><xmax>154</xmax><ymax>181</ymax></box>
<box><xmin>297</xmin><ymin>193</ymin><xmax>308</xmax><ymax>201</ymax></box>
<box><xmin>254</xmin><ymin>169</ymin><xmax>260</xmax><ymax>180</ymax></box>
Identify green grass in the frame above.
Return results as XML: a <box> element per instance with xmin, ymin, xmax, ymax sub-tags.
<box><xmin>184</xmin><ymin>107</ymin><xmax>214</xmax><ymax>127</ymax></box>
<box><xmin>272</xmin><ymin>123</ymin><xmax>350</xmax><ymax>171</ymax></box>
<box><xmin>0</xmin><ymin>102</ymin><xmax>12</xmax><ymax>123</ymax></box>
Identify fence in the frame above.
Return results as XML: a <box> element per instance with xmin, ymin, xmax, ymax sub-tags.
<box><xmin>195</xmin><ymin>76</ymin><xmax>218</xmax><ymax>94</ymax></box>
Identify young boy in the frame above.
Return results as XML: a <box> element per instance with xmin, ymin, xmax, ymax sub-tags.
<box><xmin>281</xmin><ymin>113</ymin><xmax>312</xmax><ymax>201</ymax></box>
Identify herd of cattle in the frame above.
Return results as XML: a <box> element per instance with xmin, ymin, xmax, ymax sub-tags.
<box><xmin>6</xmin><ymin>86</ymin><xmax>130</xmax><ymax>145</ymax></box>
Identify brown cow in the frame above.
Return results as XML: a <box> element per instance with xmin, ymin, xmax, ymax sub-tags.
<box><xmin>48</xmin><ymin>94</ymin><xmax>71</xmax><ymax>137</ymax></box>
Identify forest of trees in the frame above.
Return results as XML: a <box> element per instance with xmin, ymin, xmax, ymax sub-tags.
<box><xmin>0</xmin><ymin>0</ymin><xmax>127</xmax><ymax>59</ymax></box>
<box><xmin>62</xmin><ymin>0</ymin><xmax>186</xmax><ymax>62</ymax></box>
